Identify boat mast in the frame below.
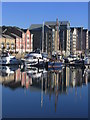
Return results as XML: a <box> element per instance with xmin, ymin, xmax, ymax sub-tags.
<box><xmin>46</xmin><ymin>32</ymin><xmax>47</xmax><ymax>53</ymax></box>
<box><xmin>56</xmin><ymin>18</ymin><xmax>59</xmax><ymax>53</ymax></box>
<box><xmin>42</xmin><ymin>22</ymin><xmax>44</xmax><ymax>53</ymax></box>
<box><xmin>56</xmin><ymin>18</ymin><xmax>62</xmax><ymax>56</ymax></box>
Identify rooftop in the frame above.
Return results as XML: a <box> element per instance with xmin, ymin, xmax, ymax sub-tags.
<box><xmin>0</xmin><ymin>27</ymin><xmax>2</xmax><ymax>34</ymax></box>
<box><xmin>45</xmin><ymin>21</ymin><xmax>70</xmax><ymax>26</ymax></box>
<box><xmin>29</xmin><ymin>24</ymin><xmax>42</xmax><ymax>30</ymax></box>
<box><xmin>2</xmin><ymin>34</ymin><xmax>14</xmax><ymax>39</ymax></box>
<box><xmin>29</xmin><ymin>21</ymin><xmax>70</xmax><ymax>30</ymax></box>
<box><xmin>83</xmin><ymin>29</ymin><xmax>88</xmax><ymax>31</ymax></box>
<box><xmin>10</xmin><ymin>33</ymin><xmax>21</xmax><ymax>38</ymax></box>
<box><xmin>21</xmin><ymin>29</ymin><xmax>28</xmax><ymax>33</ymax></box>
<box><xmin>29</xmin><ymin>24</ymin><xmax>52</xmax><ymax>30</ymax></box>
<box><xmin>1</xmin><ymin>26</ymin><xmax>23</xmax><ymax>38</ymax></box>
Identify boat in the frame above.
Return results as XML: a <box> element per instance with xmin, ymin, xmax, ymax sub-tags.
<box><xmin>24</xmin><ymin>52</ymin><xmax>44</xmax><ymax>66</ymax></box>
<box><xmin>84</xmin><ymin>57</ymin><xmax>90</xmax><ymax>65</ymax></box>
<box><xmin>66</xmin><ymin>55</ymin><xmax>90</xmax><ymax>67</ymax></box>
<box><xmin>84</xmin><ymin>67</ymin><xmax>90</xmax><ymax>75</ymax></box>
<box><xmin>26</xmin><ymin>67</ymin><xmax>47</xmax><ymax>79</ymax></box>
<box><xmin>48</xmin><ymin>65</ymin><xmax>64</xmax><ymax>72</ymax></box>
<box><xmin>0</xmin><ymin>52</ymin><xmax>21</xmax><ymax>65</ymax></box>
<box><xmin>64</xmin><ymin>55</ymin><xmax>86</xmax><ymax>67</ymax></box>
<box><xmin>0</xmin><ymin>65</ymin><xmax>18</xmax><ymax>76</ymax></box>
<box><xmin>46</xmin><ymin>60</ymin><xmax>64</xmax><ymax>71</ymax></box>
<box><xmin>65</xmin><ymin>55</ymin><xmax>80</xmax><ymax>63</ymax></box>
<box><xmin>22</xmin><ymin>51</ymin><xmax>47</xmax><ymax>68</ymax></box>
<box><xmin>41</xmin><ymin>52</ymin><xmax>49</xmax><ymax>62</ymax></box>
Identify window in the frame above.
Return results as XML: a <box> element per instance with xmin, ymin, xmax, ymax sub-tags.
<box><xmin>27</xmin><ymin>34</ymin><xmax>29</xmax><ymax>39</ymax></box>
<box><xmin>7</xmin><ymin>42</ymin><xmax>9</xmax><ymax>45</ymax></box>
<box><xmin>11</xmin><ymin>43</ymin><xmax>14</xmax><ymax>49</ymax></box>
<box><xmin>1</xmin><ymin>43</ymin><xmax>4</xmax><ymax>48</ymax></box>
<box><xmin>7</xmin><ymin>45</ymin><xmax>9</xmax><ymax>49</ymax></box>
<box><xmin>27</xmin><ymin>40</ymin><xmax>29</xmax><ymax>43</ymax></box>
<box><xmin>27</xmin><ymin>44</ymin><xmax>29</xmax><ymax>49</ymax></box>
<box><xmin>22</xmin><ymin>33</ymin><xmax>25</xmax><ymax>38</ymax></box>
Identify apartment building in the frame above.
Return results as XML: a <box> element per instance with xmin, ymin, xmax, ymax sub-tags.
<box><xmin>76</xmin><ymin>27</ymin><xmax>83</xmax><ymax>55</ymax></box>
<box><xmin>15</xmin><ymin>34</ymin><xmax>22</xmax><ymax>53</ymax></box>
<box><xmin>45</xmin><ymin>20</ymin><xmax>70</xmax><ymax>56</ymax></box>
<box><xmin>16</xmin><ymin>29</ymin><xmax>33</xmax><ymax>53</ymax></box>
<box><xmin>30</xmin><ymin>24</ymin><xmax>42</xmax><ymax>51</ymax></box>
<box><xmin>30</xmin><ymin>24</ymin><xmax>52</xmax><ymax>57</ymax></box>
<box><xmin>59</xmin><ymin>21</ymin><xmax>70</xmax><ymax>56</ymax></box>
<box><xmin>0</xmin><ymin>34</ymin><xmax>5</xmax><ymax>51</ymax></box>
<box><xmin>70</xmin><ymin>27</ymin><xmax>89</xmax><ymax>55</ymax></box>
<box><xmin>1</xmin><ymin>26</ymin><xmax>22</xmax><ymax>53</ymax></box>
<box><xmin>30</xmin><ymin>20</ymin><xmax>71</xmax><ymax>57</ymax></box>
<box><xmin>3</xmin><ymin>34</ymin><xmax>15</xmax><ymax>52</ymax></box>
<box><xmin>45</xmin><ymin>20</ymin><xmax>60</xmax><ymax>55</ymax></box>
<box><xmin>25</xmin><ymin>29</ymin><xmax>33</xmax><ymax>53</ymax></box>
<box><xmin>70</xmin><ymin>28</ymin><xmax>77</xmax><ymax>55</ymax></box>
<box><xmin>89</xmin><ymin>31</ymin><xmax>90</xmax><ymax>49</ymax></box>
<box><xmin>82</xmin><ymin>29</ymin><xmax>88</xmax><ymax>52</ymax></box>
<box><xmin>0</xmin><ymin>26</ymin><xmax>33</xmax><ymax>53</ymax></box>
<box><xmin>45</xmin><ymin>28</ymin><xmax>52</xmax><ymax>57</ymax></box>
<box><xmin>0</xmin><ymin>33</ymin><xmax>15</xmax><ymax>52</ymax></box>
<box><xmin>0</xmin><ymin>24</ymin><xmax>89</xmax><ymax>56</ymax></box>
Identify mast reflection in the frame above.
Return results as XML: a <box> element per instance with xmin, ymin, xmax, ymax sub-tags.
<box><xmin>0</xmin><ymin>65</ymin><xmax>89</xmax><ymax>112</ymax></box>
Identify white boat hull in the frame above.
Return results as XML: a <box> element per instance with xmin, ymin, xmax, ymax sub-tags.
<box><xmin>23</xmin><ymin>58</ymin><xmax>44</xmax><ymax>66</ymax></box>
<box><xmin>0</xmin><ymin>57</ymin><xmax>21</xmax><ymax>65</ymax></box>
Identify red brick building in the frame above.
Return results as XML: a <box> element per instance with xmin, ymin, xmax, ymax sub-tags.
<box><xmin>16</xmin><ymin>29</ymin><xmax>33</xmax><ymax>53</ymax></box>
<box><xmin>25</xmin><ymin>29</ymin><xmax>33</xmax><ymax>52</ymax></box>
<box><xmin>1</xmin><ymin>26</ymin><xmax>33</xmax><ymax>53</ymax></box>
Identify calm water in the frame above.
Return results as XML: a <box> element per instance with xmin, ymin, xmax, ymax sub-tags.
<box><xmin>0</xmin><ymin>65</ymin><xmax>89</xmax><ymax>118</ymax></box>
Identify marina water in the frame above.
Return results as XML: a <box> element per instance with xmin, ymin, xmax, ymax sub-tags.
<box><xmin>0</xmin><ymin>65</ymin><xmax>89</xmax><ymax>118</ymax></box>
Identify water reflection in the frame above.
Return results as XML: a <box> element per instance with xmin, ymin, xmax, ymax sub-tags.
<box><xmin>0</xmin><ymin>65</ymin><xmax>90</xmax><ymax>114</ymax></box>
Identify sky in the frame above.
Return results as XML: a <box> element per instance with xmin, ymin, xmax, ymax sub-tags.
<box><xmin>88</xmin><ymin>2</ymin><xmax>90</xmax><ymax>30</ymax></box>
<box><xmin>2</xmin><ymin>2</ymin><xmax>88</xmax><ymax>29</ymax></box>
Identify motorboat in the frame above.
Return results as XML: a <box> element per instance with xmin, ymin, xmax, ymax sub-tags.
<box><xmin>23</xmin><ymin>51</ymin><xmax>45</xmax><ymax>67</ymax></box>
<box><xmin>84</xmin><ymin>57</ymin><xmax>90</xmax><ymax>65</ymax></box>
<box><xmin>42</xmin><ymin>52</ymin><xmax>49</xmax><ymax>62</ymax></box>
<box><xmin>26</xmin><ymin>67</ymin><xmax>47</xmax><ymax>79</ymax></box>
<box><xmin>0</xmin><ymin>52</ymin><xmax>21</xmax><ymax>65</ymax></box>
<box><xmin>0</xmin><ymin>65</ymin><xmax>19</xmax><ymax>83</ymax></box>
<box><xmin>0</xmin><ymin>65</ymin><xmax>18</xmax><ymax>74</ymax></box>
<box><xmin>66</xmin><ymin>55</ymin><xmax>80</xmax><ymax>63</ymax></box>
<box><xmin>66</xmin><ymin>55</ymin><xmax>90</xmax><ymax>66</ymax></box>
<box><xmin>46</xmin><ymin>61</ymin><xmax>63</xmax><ymax>71</ymax></box>
<box><xmin>0</xmin><ymin>66</ymin><xmax>13</xmax><ymax>74</ymax></box>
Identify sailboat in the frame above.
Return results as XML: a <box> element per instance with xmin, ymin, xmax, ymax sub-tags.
<box><xmin>46</xmin><ymin>19</ymin><xmax>64</xmax><ymax>70</ymax></box>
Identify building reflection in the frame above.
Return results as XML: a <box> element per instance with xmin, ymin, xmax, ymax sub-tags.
<box><xmin>0</xmin><ymin>65</ymin><xmax>89</xmax><ymax>111</ymax></box>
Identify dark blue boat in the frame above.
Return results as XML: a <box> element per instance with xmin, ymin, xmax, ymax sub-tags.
<box><xmin>46</xmin><ymin>61</ymin><xmax>63</xmax><ymax>71</ymax></box>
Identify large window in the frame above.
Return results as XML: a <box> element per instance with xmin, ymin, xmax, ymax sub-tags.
<box><xmin>27</xmin><ymin>34</ymin><xmax>29</xmax><ymax>39</ymax></box>
<box><xmin>7</xmin><ymin>43</ymin><xmax>9</xmax><ymax>49</ymax></box>
<box><xmin>1</xmin><ymin>43</ymin><xmax>4</xmax><ymax>49</ymax></box>
<box><xmin>11</xmin><ymin>43</ymin><xmax>14</xmax><ymax>49</ymax></box>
